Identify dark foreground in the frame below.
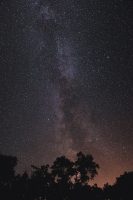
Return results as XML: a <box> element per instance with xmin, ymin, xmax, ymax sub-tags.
<box><xmin>0</xmin><ymin>152</ymin><xmax>132</xmax><ymax>200</ymax></box>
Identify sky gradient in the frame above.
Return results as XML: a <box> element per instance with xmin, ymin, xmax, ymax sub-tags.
<box><xmin>0</xmin><ymin>0</ymin><xmax>133</xmax><ymax>186</ymax></box>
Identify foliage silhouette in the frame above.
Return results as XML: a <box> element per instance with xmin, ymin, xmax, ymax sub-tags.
<box><xmin>104</xmin><ymin>171</ymin><xmax>133</xmax><ymax>200</ymax></box>
<box><xmin>0</xmin><ymin>153</ymin><xmax>132</xmax><ymax>200</ymax></box>
<box><xmin>74</xmin><ymin>152</ymin><xmax>99</xmax><ymax>184</ymax></box>
<box><xmin>0</xmin><ymin>154</ymin><xmax>17</xmax><ymax>184</ymax></box>
<box><xmin>0</xmin><ymin>154</ymin><xmax>17</xmax><ymax>200</ymax></box>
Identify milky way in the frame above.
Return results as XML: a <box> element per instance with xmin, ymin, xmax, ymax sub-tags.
<box><xmin>0</xmin><ymin>0</ymin><xmax>133</xmax><ymax>186</ymax></box>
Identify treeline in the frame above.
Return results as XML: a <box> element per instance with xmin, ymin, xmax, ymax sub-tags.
<box><xmin>0</xmin><ymin>152</ymin><xmax>132</xmax><ymax>200</ymax></box>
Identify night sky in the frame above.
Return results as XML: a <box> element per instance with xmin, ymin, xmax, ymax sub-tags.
<box><xmin>0</xmin><ymin>0</ymin><xmax>133</xmax><ymax>186</ymax></box>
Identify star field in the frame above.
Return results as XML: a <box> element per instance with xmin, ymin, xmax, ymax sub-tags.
<box><xmin>0</xmin><ymin>0</ymin><xmax>133</xmax><ymax>186</ymax></box>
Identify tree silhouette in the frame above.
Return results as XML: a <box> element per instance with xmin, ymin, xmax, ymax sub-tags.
<box><xmin>103</xmin><ymin>171</ymin><xmax>133</xmax><ymax>200</ymax></box>
<box><xmin>50</xmin><ymin>152</ymin><xmax>99</xmax><ymax>200</ymax></box>
<box><xmin>30</xmin><ymin>164</ymin><xmax>52</xmax><ymax>200</ymax></box>
<box><xmin>11</xmin><ymin>172</ymin><xmax>30</xmax><ymax>200</ymax></box>
<box><xmin>0</xmin><ymin>154</ymin><xmax>17</xmax><ymax>200</ymax></box>
<box><xmin>51</xmin><ymin>156</ymin><xmax>74</xmax><ymax>184</ymax></box>
<box><xmin>103</xmin><ymin>183</ymin><xmax>114</xmax><ymax>200</ymax></box>
<box><xmin>51</xmin><ymin>156</ymin><xmax>74</xmax><ymax>200</ymax></box>
<box><xmin>113</xmin><ymin>171</ymin><xmax>133</xmax><ymax>200</ymax></box>
<box><xmin>0</xmin><ymin>153</ymin><xmax>132</xmax><ymax>200</ymax></box>
<box><xmin>74</xmin><ymin>152</ymin><xmax>99</xmax><ymax>184</ymax></box>
<box><xmin>0</xmin><ymin>154</ymin><xmax>17</xmax><ymax>184</ymax></box>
